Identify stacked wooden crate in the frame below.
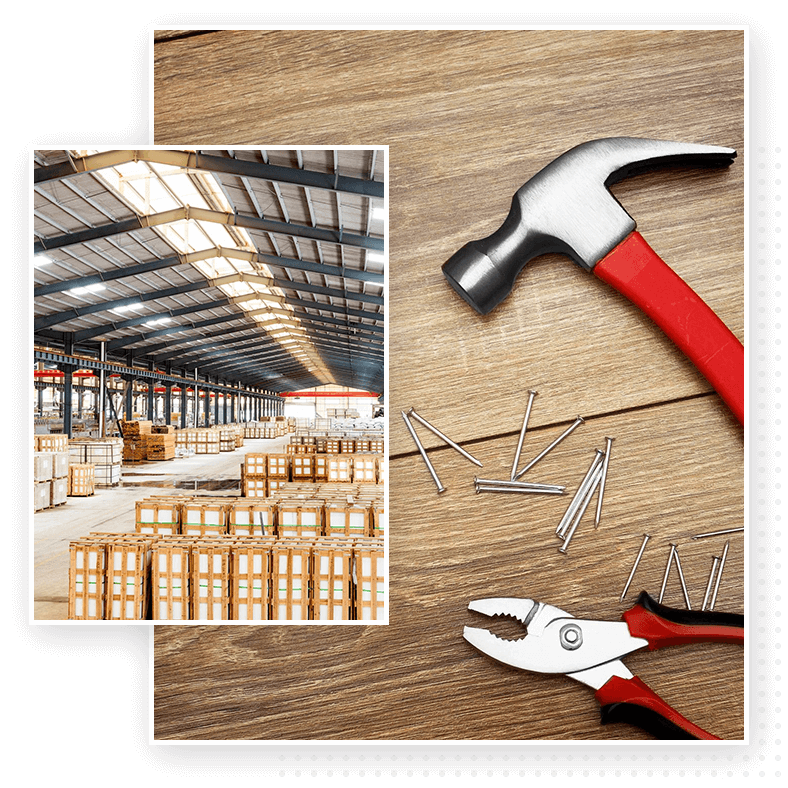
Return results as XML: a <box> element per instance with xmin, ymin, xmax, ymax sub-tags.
<box><xmin>135</xmin><ymin>498</ymin><xmax>181</xmax><ymax>535</ymax></box>
<box><xmin>180</xmin><ymin>499</ymin><xmax>231</xmax><ymax>537</ymax></box>
<box><xmin>277</xmin><ymin>500</ymin><xmax>323</xmax><ymax>537</ymax></box>
<box><xmin>195</xmin><ymin>428</ymin><xmax>220</xmax><ymax>454</ymax></box>
<box><xmin>266</xmin><ymin>454</ymin><xmax>290</xmax><ymax>495</ymax></box>
<box><xmin>68</xmin><ymin>464</ymin><xmax>95</xmax><ymax>497</ymax></box>
<box><xmin>175</xmin><ymin>428</ymin><xmax>196</xmax><ymax>455</ymax></box>
<box><xmin>291</xmin><ymin>453</ymin><xmax>315</xmax><ymax>482</ymax></box>
<box><xmin>33</xmin><ymin>452</ymin><xmax>53</xmax><ymax>511</ymax></box>
<box><xmin>228</xmin><ymin>500</ymin><xmax>276</xmax><ymax>536</ymax></box>
<box><xmin>69</xmin><ymin>438</ymin><xmax>122</xmax><ymax>485</ymax></box>
<box><xmin>241</xmin><ymin>453</ymin><xmax>268</xmax><ymax>498</ymax></box>
<box><xmin>33</xmin><ymin>451</ymin><xmax>68</xmax><ymax>511</ymax></box>
<box><xmin>33</xmin><ymin>446</ymin><xmax>70</xmax><ymax>511</ymax></box>
<box><xmin>219</xmin><ymin>427</ymin><xmax>236</xmax><ymax>452</ymax></box>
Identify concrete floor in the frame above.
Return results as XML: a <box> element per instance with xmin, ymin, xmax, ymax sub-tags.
<box><xmin>34</xmin><ymin>435</ymin><xmax>291</xmax><ymax>621</ymax></box>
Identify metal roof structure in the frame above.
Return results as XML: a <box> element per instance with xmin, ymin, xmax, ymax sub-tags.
<box><xmin>33</xmin><ymin>148</ymin><xmax>385</xmax><ymax>395</ymax></box>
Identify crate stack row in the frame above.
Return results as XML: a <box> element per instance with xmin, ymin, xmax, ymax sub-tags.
<box><xmin>133</xmin><ymin>490</ymin><xmax>385</xmax><ymax>539</ymax></box>
<box><xmin>243</xmin><ymin>418</ymin><xmax>290</xmax><ymax>439</ymax></box>
<box><xmin>68</xmin><ymin>532</ymin><xmax>384</xmax><ymax>621</ymax></box>
<box><xmin>241</xmin><ymin>452</ymin><xmax>386</xmax><ymax>497</ymax></box>
<box><xmin>289</xmin><ymin>434</ymin><xmax>385</xmax><ymax>454</ymax></box>
<box><xmin>174</xmin><ymin>425</ymin><xmax>245</xmax><ymax>456</ymax></box>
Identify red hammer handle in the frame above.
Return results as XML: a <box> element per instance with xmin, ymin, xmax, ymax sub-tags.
<box><xmin>594</xmin><ymin>232</ymin><xmax>744</xmax><ymax>425</ymax></box>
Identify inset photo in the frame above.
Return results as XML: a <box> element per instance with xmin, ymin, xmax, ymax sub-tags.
<box><xmin>32</xmin><ymin>147</ymin><xmax>386</xmax><ymax>623</ymax></box>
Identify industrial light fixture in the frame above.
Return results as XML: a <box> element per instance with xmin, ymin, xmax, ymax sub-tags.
<box><xmin>111</xmin><ymin>302</ymin><xmax>144</xmax><ymax>314</ymax></box>
<box><xmin>34</xmin><ymin>254</ymin><xmax>52</xmax><ymax>267</ymax></box>
<box><xmin>367</xmin><ymin>251</ymin><xmax>385</xmax><ymax>263</ymax></box>
<box><xmin>371</xmin><ymin>204</ymin><xmax>385</xmax><ymax>220</ymax></box>
<box><xmin>144</xmin><ymin>317</ymin><xmax>173</xmax><ymax>327</ymax></box>
<box><xmin>67</xmin><ymin>283</ymin><xmax>106</xmax><ymax>295</ymax></box>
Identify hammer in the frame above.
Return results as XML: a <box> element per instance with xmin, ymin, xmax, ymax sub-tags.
<box><xmin>442</xmin><ymin>138</ymin><xmax>744</xmax><ymax>425</ymax></box>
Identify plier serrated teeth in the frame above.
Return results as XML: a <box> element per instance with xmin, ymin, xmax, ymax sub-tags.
<box><xmin>464</xmin><ymin>591</ymin><xmax>744</xmax><ymax>740</ymax></box>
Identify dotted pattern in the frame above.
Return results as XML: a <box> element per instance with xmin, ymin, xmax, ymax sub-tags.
<box><xmin>200</xmin><ymin>152</ymin><xmax>781</xmax><ymax>777</ymax></box>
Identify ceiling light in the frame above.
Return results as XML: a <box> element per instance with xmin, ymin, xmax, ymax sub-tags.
<box><xmin>367</xmin><ymin>251</ymin><xmax>385</xmax><ymax>263</ymax></box>
<box><xmin>372</xmin><ymin>205</ymin><xmax>385</xmax><ymax>220</ymax></box>
<box><xmin>68</xmin><ymin>283</ymin><xmax>106</xmax><ymax>296</ymax></box>
<box><xmin>112</xmin><ymin>302</ymin><xmax>143</xmax><ymax>314</ymax></box>
<box><xmin>34</xmin><ymin>254</ymin><xmax>53</xmax><ymax>267</ymax></box>
<box><xmin>144</xmin><ymin>317</ymin><xmax>173</xmax><ymax>327</ymax></box>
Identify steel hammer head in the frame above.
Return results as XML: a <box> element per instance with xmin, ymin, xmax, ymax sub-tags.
<box><xmin>442</xmin><ymin>137</ymin><xmax>736</xmax><ymax>315</ymax></box>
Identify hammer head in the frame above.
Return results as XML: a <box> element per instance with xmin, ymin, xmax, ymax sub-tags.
<box><xmin>442</xmin><ymin>137</ymin><xmax>736</xmax><ymax>315</ymax></box>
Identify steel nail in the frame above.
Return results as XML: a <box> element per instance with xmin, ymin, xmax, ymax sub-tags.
<box><xmin>407</xmin><ymin>408</ymin><xmax>483</xmax><ymax>467</ymax></box>
<box><xmin>475</xmin><ymin>485</ymin><xmax>565</xmax><ymax>495</ymax></box>
<box><xmin>709</xmin><ymin>540</ymin><xmax>730</xmax><ymax>611</ymax></box>
<box><xmin>401</xmin><ymin>410</ymin><xmax>446</xmax><ymax>493</ymax></box>
<box><xmin>672</xmin><ymin>544</ymin><xmax>692</xmax><ymax>610</ymax></box>
<box><xmin>558</xmin><ymin>463</ymin><xmax>604</xmax><ymax>554</ymax></box>
<box><xmin>510</xmin><ymin>390</ymin><xmax>538</xmax><ymax>480</ymax></box>
<box><xmin>515</xmin><ymin>415</ymin><xmax>585</xmax><ymax>479</ymax></box>
<box><xmin>658</xmin><ymin>543</ymin><xmax>677</xmax><ymax>603</ymax></box>
<box><xmin>620</xmin><ymin>534</ymin><xmax>651</xmax><ymax>602</ymax></box>
<box><xmin>474</xmin><ymin>477</ymin><xmax>564</xmax><ymax>490</ymax></box>
<box><xmin>692</xmin><ymin>527</ymin><xmax>744</xmax><ymax>540</ymax></box>
<box><xmin>594</xmin><ymin>436</ymin><xmax>614</xmax><ymax>529</ymax></box>
<box><xmin>701</xmin><ymin>556</ymin><xmax>721</xmax><ymax>611</ymax></box>
<box><xmin>556</xmin><ymin>450</ymin><xmax>604</xmax><ymax>537</ymax></box>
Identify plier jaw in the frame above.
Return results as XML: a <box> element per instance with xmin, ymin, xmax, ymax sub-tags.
<box><xmin>464</xmin><ymin>596</ymin><xmax>645</xmax><ymax>679</ymax></box>
<box><xmin>464</xmin><ymin>592</ymin><xmax>744</xmax><ymax>740</ymax></box>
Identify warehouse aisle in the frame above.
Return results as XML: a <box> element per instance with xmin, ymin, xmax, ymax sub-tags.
<box><xmin>33</xmin><ymin>436</ymin><xmax>289</xmax><ymax>620</ymax></box>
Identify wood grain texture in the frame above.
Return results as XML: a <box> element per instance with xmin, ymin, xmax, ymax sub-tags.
<box><xmin>152</xmin><ymin>29</ymin><xmax>744</xmax><ymax>741</ymax></box>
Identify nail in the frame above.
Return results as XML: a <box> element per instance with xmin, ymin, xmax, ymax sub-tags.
<box><xmin>515</xmin><ymin>416</ymin><xmax>585</xmax><ymax>479</ymax></box>
<box><xmin>510</xmin><ymin>390</ymin><xmax>538</xmax><ymax>480</ymax></box>
<box><xmin>659</xmin><ymin>543</ymin><xmax>677</xmax><ymax>603</ymax></box>
<box><xmin>692</xmin><ymin>527</ymin><xmax>744</xmax><ymax>540</ymax></box>
<box><xmin>401</xmin><ymin>410</ymin><xmax>445</xmax><ymax>493</ymax></box>
<box><xmin>474</xmin><ymin>477</ymin><xmax>564</xmax><ymax>491</ymax></box>
<box><xmin>672</xmin><ymin>544</ymin><xmax>692</xmax><ymax>610</ymax></box>
<box><xmin>407</xmin><ymin>408</ymin><xmax>483</xmax><ymax>467</ymax></box>
<box><xmin>558</xmin><ymin>463</ymin><xmax>603</xmax><ymax>554</ymax></box>
<box><xmin>701</xmin><ymin>556</ymin><xmax>720</xmax><ymax>611</ymax></box>
<box><xmin>556</xmin><ymin>449</ymin><xmax>604</xmax><ymax>538</ymax></box>
<box><xmin>709</xmin><ymin>540</ymin><xmax>730</xmax><ymax>611</ymax></box>
<box><xmin>594</xmin><ymin>437</ymin><xmax>614</xmax><ymax>529</ymax></box>
<box><xmin>475</xmin><ymin>485</ymin><xmax>565</xmax><ymax>495</ymax></box>
<box><xmin>620</xmin><ymin>534</ymin><xmax>651</xmax><ymax>602</ymax></box>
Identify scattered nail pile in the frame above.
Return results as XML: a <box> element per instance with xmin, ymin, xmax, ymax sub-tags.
<box><xmin>403</xmin><ymin>392</ymin><xmax>614</xmax><ymax>554</ymax></box>
<box><xmin>403</xmin><ymin>397</ymin><xmax>741</xmax><ymax>598</ymax></box>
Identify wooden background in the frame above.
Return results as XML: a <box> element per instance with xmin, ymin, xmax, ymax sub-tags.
<box><xmin>153</xmin><ymin>29</ymin><xmax>744</xmax><ymax>741</ymax></box>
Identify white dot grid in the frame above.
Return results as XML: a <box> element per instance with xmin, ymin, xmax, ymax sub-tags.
<box><xmin>270</xmin><ymin>147</ymin><xmax>782</xmax><ymax>778</ymax></box>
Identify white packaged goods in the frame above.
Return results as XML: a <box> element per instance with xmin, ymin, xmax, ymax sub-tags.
<box><xmin>50</xmin><ymin>477</ymin><xmax>68</xmax><ymax>506</ymax></box>
<box><xmin>34</xmin><ymin>481</ymin><xmax>51</xmax><ymax>511</ymax></box>
<box><xmin>52</xmin><ymin>451</ymin><xmax>69</xmax><ymax>478</ymax></box>
<box><xmin>34</xmin><ymin>452</ymin><xmax>54</xmax><ymax>482</ymax></box>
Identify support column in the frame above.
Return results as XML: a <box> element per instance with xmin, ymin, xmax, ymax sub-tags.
<box><xmin>98</xmin><ymin>341</ymin><xmax>106</xmax><ymax>437</ymax></box>
<box><xmin>223</xmin><ymin>391</ymin><xmax>228</xmax><ymax>424</ymax></box>
<box><xmin>180</xmin><ymin>384</ymin><xmax>187</xmax><ymax>429</ymax></box>
<box><xmin>204</xmin><ymin>382</ymin><xmax>211</xmax><ymax>427</ymax></box>
<box><xmin>214</xmin><ymin>386</ymin><xmax>219</xmax><ymax>425</ymax></box>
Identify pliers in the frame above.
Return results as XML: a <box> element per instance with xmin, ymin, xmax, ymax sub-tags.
<box><xmin>463</xmin><ymin>591</ymin><xmax>744</xmax><ymax>740</ymax></box>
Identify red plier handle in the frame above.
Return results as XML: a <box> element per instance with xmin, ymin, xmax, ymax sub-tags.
<box><xmin>595</xmin><ymin>592</ymin><xmax>744</xmax><ymax>740</ymax></box>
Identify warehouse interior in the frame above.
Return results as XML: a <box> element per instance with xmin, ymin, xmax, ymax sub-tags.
<box><xmin>32</xmin><ymin>148</ymin><xmax>386</xmax><ymax>622</ymax></box>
